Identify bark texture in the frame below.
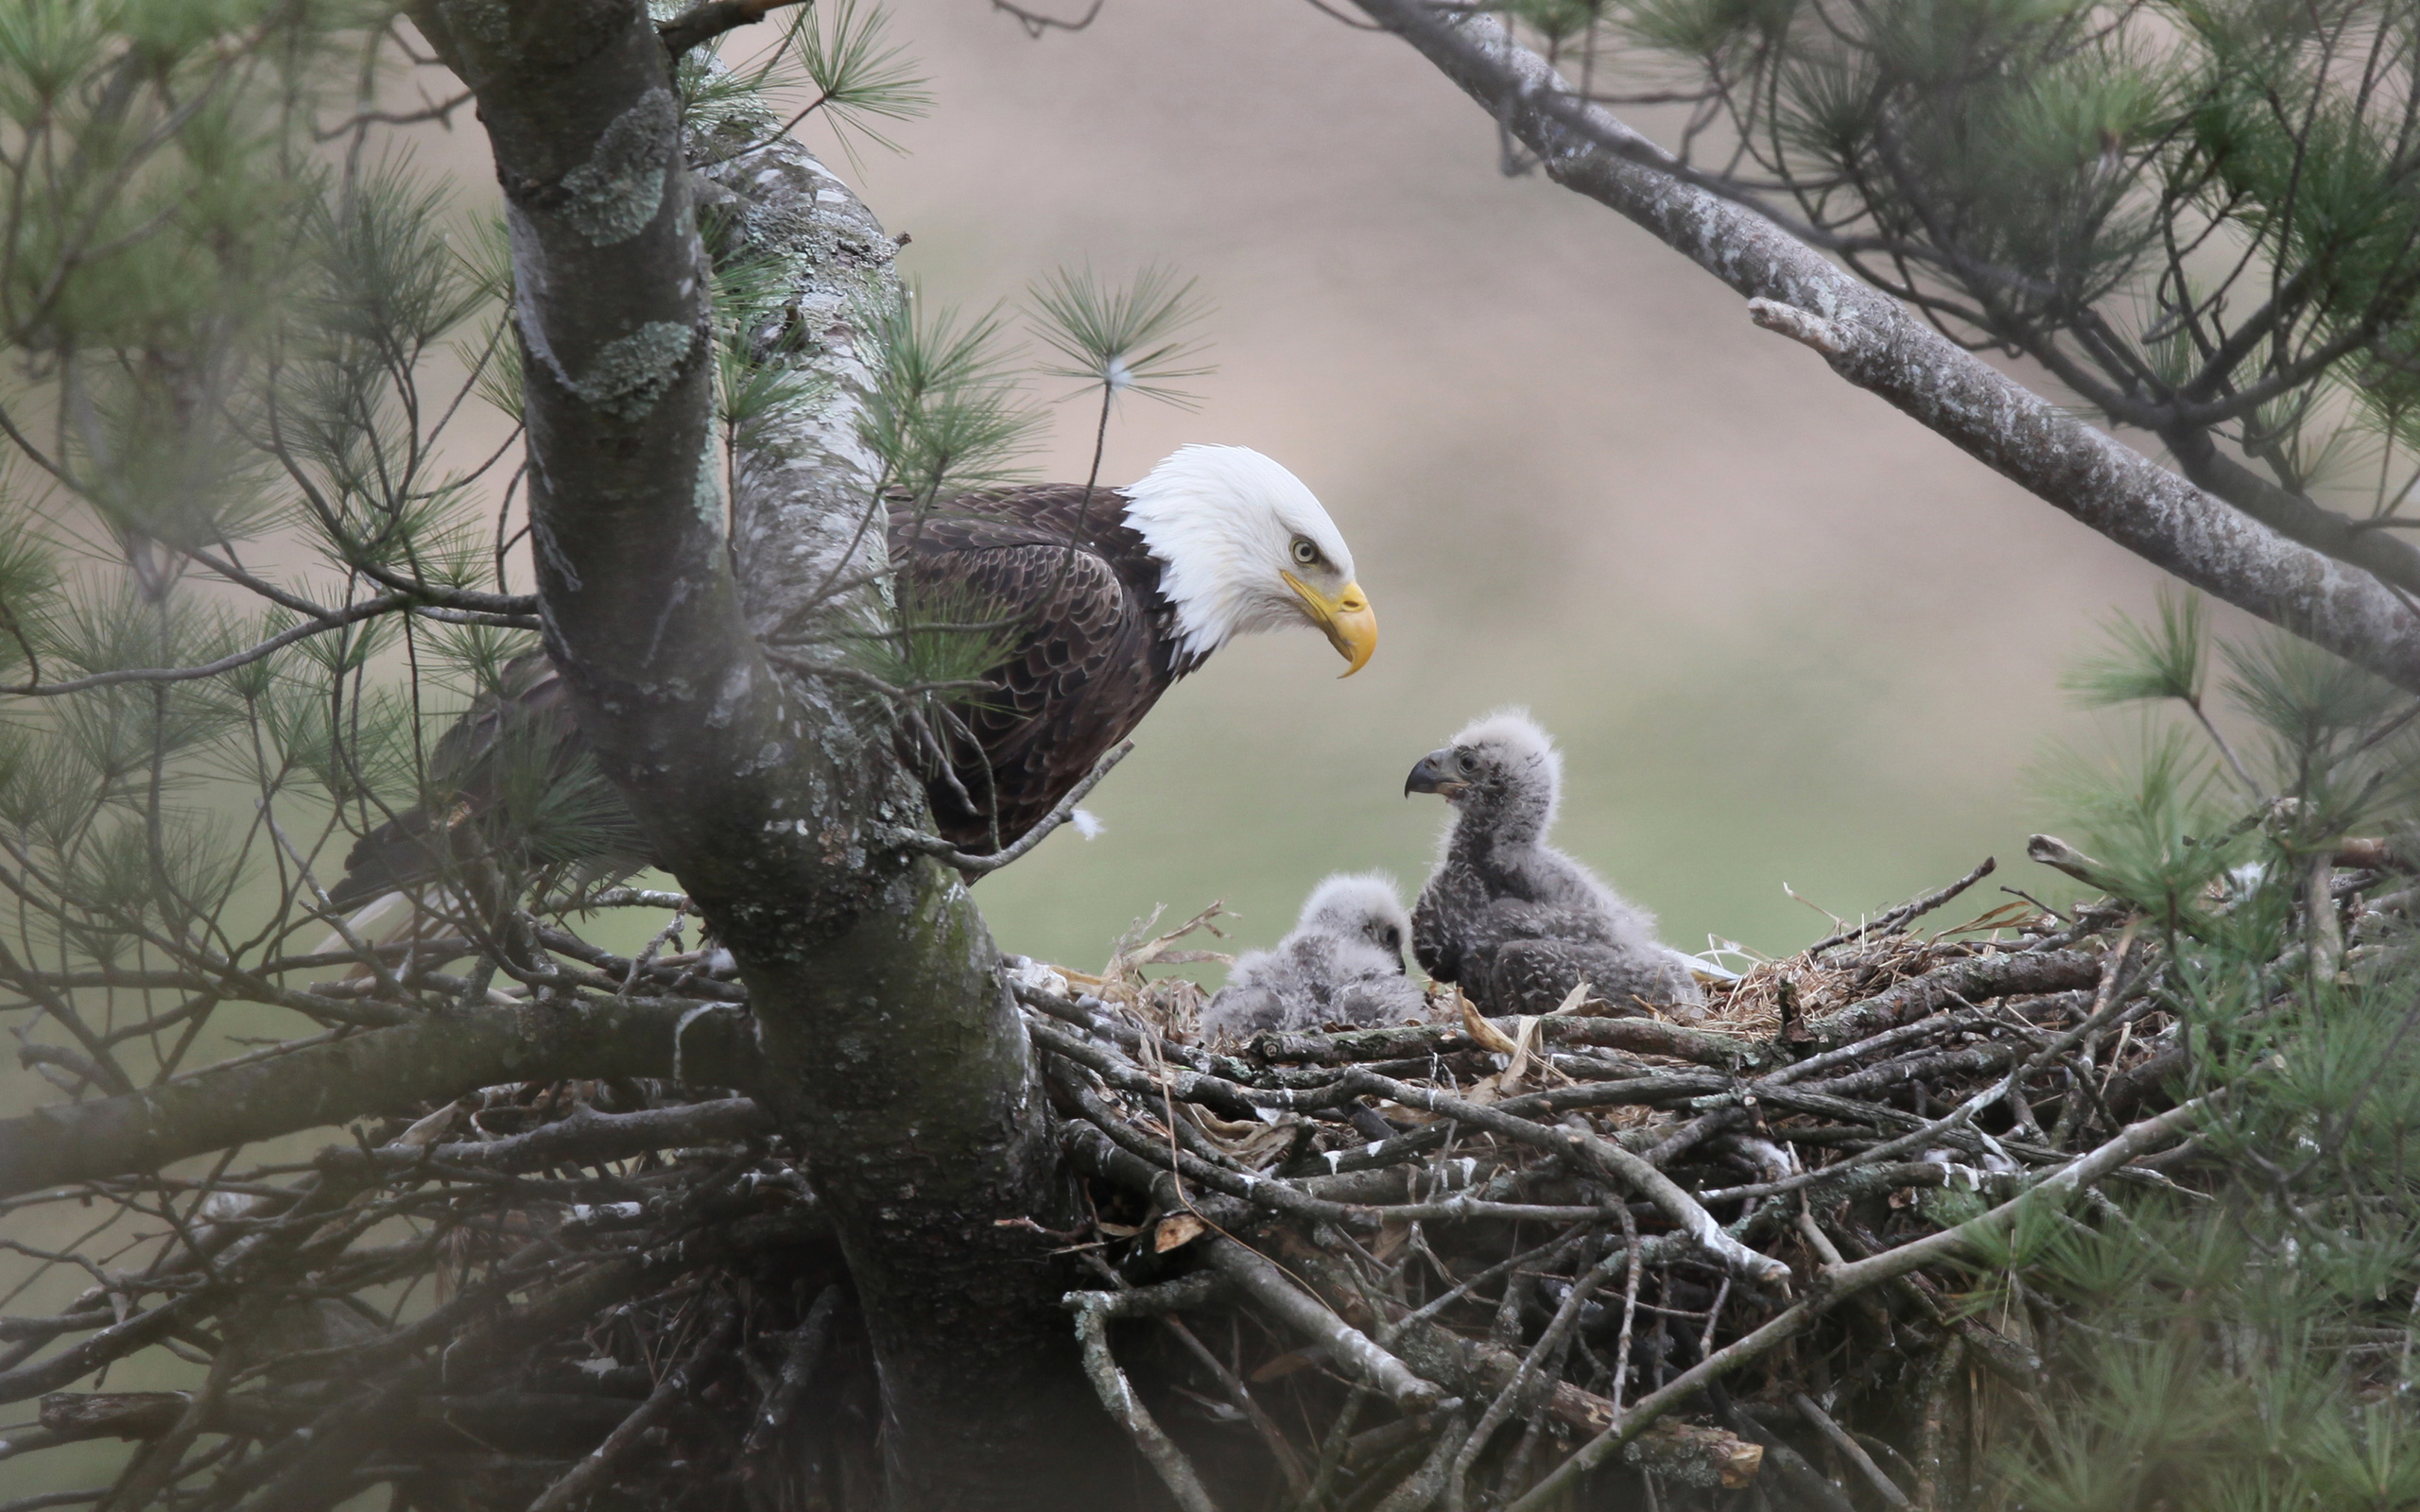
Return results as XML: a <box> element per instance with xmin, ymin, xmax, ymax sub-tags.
<box><xmin>1352</xmin><ymin>0</ymin><xmax>2420</xmax><ymax>695</ymax></box>
<box><xmin>0</xmin><ymin>997</ymin><xmax>754</xmax><ymax>1197</ymax></box>
<box><xmin>404</xmin><ymin>5</ymin><xmax>1110</xmax><ymax>1503</ymax></box>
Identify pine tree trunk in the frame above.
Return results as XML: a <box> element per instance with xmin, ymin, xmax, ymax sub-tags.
<box><xmin>403</xmin><ymin>4</ymin><xmax>1119</xmax><ymax>1502</ymax></box>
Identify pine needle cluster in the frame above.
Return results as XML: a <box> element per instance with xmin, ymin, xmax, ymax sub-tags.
<box><xmin>2008</xmin><ymin>590</ymin><xmax>2420</xmax><ymax>1509</ymax></box>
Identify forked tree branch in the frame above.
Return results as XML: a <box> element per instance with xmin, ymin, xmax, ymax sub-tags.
<box><xmin>1353</xmin><ymin>0</ymin><xmax>2420</xmax><ymax>695</ymax></box>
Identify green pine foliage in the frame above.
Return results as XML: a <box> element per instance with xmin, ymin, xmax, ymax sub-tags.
<box><xmin>0</xmin><ymin>4</ymin><xmax>1226</xmax><ymax>1098</ymax></box>
<box><xmin>1994</xmin><ymin>592</ymin><xmax>2420</xmax><ymax>1510</ymax></box>
<box><xmin>671</xmin><ymin>0</ymin><xmax>931</xmax><ymax>171</ymax></box>
<box><xmin>1513</xmin><ymin>0</ymin><xmax>2420</xmax><ymax>523</ymax></box>
<box><xmin>1028</xmin><ymin>261</ymin><xmax>1216</xmax><ymax>410</ymax></box>
<box><xmin>858</xmin><ymin>289</ymin><xmax>1043</xmax><ymax>502</ymax></box>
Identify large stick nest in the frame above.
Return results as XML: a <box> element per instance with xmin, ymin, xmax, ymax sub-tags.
<box><xmin>4</xmin><ymin>850</ymin><xmax>2398</xmax><ymax>1512</ymax></box>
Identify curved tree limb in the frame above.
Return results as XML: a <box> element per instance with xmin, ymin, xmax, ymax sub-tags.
<box><xmin>1352</xmin><ymin>0</ymin><xmax>2420</xmax><ymax>693</ymax></box>
<box><xmin>400</xmin><ymin>6</ymin><xmax>1111</xmax><ymax>1503</ymax></box>
<box><xmin>0</xmin><ymin>998</ymin><xmax>758</xmax><ymax>1199</ymax></box>
<box><xmin>1066</xmin><ymin>1289</ymin><xmax>1224</xmax><ymax>1512</ymax></box>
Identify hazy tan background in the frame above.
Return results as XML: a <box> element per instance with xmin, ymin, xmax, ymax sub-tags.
<box><xmin>797</xmin><ymin>0</ymin><xmax>2182</xmax><ymax>971</ymax></box>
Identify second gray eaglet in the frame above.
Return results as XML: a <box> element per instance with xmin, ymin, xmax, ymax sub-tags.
<box><xmin>1405</xmin><ymin>712</ymin><xmax>1700</xmax><ymax>1017</ymax></box>
<box><xmin>1202</xmin><ymin>872</ymin><xmax>1428</xmax><ymax>1040</ymax></box>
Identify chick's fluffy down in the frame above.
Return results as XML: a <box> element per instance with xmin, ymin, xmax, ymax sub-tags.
<box><xmin>1203</xmin><ymin>872</ymin><xmax>1428</xmax><ymax>1040</ymax></box>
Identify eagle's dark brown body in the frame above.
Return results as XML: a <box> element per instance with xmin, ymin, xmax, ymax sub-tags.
<box><xmin>327</xmin><ymin>485</ymin><xmax>1193</xmax><ymax>907</ymax></box>
<box><xmin>895</xmin><ymin>484</ymin><xmax>1202</xmax><ymax>851</ymax></box>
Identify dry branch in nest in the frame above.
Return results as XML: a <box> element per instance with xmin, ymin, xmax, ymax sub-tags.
<box><xmin>0</xmin><ymin>851</ymin><xmax>2361</xmax><ymax>1511</ymax></box>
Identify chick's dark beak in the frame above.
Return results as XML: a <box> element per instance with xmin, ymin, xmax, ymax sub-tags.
<box><xmin>1405</xmin><ymin>749</ymin><xmax>1464</xmax><ymax>799</ymax></box>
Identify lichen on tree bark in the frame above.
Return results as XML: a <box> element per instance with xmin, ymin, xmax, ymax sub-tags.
<box><xmin>402</xmin><ymin>4</ymin><xmax>1115</xmax><ymax>1503</ymax></box>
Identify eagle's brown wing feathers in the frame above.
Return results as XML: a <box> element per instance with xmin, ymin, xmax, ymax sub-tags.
<box><xmin>327</xmin><ymin>485</ymin><xmax>1178</xmax><ymax>902</ymax></box>
<box><xmin>889</xmin><ymin>485</ymin><xmax>1178</xmax><ymax>851</ymax></box>
<box><xmin>324</xmin><ymin>655</ymin><xmax>646</xmax><ymax>909</ymax></box>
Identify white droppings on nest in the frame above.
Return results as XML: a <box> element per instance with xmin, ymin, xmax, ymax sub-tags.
<box><xmin>1006</xmin><ymin>957</ymin><xmax>1072</xmax><ymax>1000</ymax></box>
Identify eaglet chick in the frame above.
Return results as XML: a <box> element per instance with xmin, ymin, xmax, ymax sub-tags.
<box><xmin>1202</xmin><ymin>872</ymin><xmax>1429</xmax><ymax>1040</ymax></box>
<box><xmin>1405</xmin><ymin>711</ymin><xmax>1700</xmax><ymax>1018</ymax></box>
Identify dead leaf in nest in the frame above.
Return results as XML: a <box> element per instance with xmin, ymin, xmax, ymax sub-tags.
<box><xmin>1460</xmin><ymin>991</ymin><xmax>1521</xmax><ymax>1055</ymax></box>
<box><xmin>1153</xmin><ymin>1213</ymin><xmax>1207</xmax><ymax>1252</ymax></box>
<box><xmin>391</xmin><ymin>1099</ymin><xmax>463</xmax><ymax>1150</ymax></box>
<box><xmin>1178</xmin><ymin>1106</ymin><xmax>1301</xmax><ymax>1170</ymax></box>
<box><xmin>1548</xmin><ymin>980</ymin><xmax>1596</xmax><ymax>1016</ymax></box>
<box><xmin>1235</xmin><ymin>1122</ymin><xmax>1308</xmax><ymax>1171</ymax></box>
<box><xmin>1461</xmin><ymin>1009</ymin><xmax>1564</xmax><ymax>1096</ymax></box>
<box><xmin>1370</xmin><ymin>1222</ymin><xmax>1412</xmax><ymax>1264</ymax></box>
<box><xmin>1095</xmin><ymin>1220</ymin><xmax>1143</xmax><ymax>1239</ymax></box>
<box><xmin>1189</xmin><ymin>1108</ymin><xmax>1265</xmax><ymax>1140</ymax></box>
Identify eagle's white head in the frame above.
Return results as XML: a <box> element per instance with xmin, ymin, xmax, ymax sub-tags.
<box><xmin>1118</xmin><ymin>444</ymin><xmax>1376</xmax><ymax>674</ymax></box>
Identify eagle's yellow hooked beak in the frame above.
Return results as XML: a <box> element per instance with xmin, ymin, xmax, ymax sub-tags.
<box><xmin>1284</xmin><ymin>573</ymin><xmax>1377</xmax><ymax>677</ymax></box>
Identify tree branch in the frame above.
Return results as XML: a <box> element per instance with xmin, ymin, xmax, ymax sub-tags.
<box><xmin>1502</xmin><ymin>1090</ymin><xmax>2218</xmax><ymax>1511</ymax></box>
<box><xmin>403</xmin><ymin>6</ymin><xmax>1119</xmax><ymax>1499</ymax></box>
<box><xmin>1354</xmin><ymin>0</ymin><xmax>2420</xmax><ymax>693</ymax></box>
<box><xmin>0</xmin><ymin>998</ymin><xmax>756</xmax><ymax>1199</ymax></box>
<box><xmin>1066</xmin><ymin>1290</ymin><xmax>1223</xmax><ymax>1512</ymax></box>
<box><xmin>882</xmin><ymin>740</ymin><xmax>1132</xmax><ymax>873</ymax></box>
<box><xmin>656</xmin><ymin>0</ymin><xmax>804</xmax><ymax>60</ymax></box>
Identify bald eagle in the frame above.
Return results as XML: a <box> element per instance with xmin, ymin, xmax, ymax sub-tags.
<box><xmin>1403</xmin><ymin>712</ymin><xmax>1699</xmax><ymax>1017</ymax></box>
<box><xmin>327</xmin><ymin>445</ymin><xmax>1374</xmax><ymax>907</ymax></box>
<box><xmin>1202</xmin><ymin>871</ymin><xmax>1427</xmax><ymax>1039</ymax></box>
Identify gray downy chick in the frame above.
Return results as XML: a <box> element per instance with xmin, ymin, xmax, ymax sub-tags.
<box><xmin>1203</xmin><ymin>872</ymin><xmax>1429</xmax><ymax>1040</ymax></box>
<box><xmin>1404</xmin><ymin>711</ymin><xmax>1700</xmax><ymax>1017</ymax></box>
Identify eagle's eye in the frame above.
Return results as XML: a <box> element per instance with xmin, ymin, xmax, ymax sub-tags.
<box><xmin>1381</xmin><ymin>926</ymin><xmax>1402</xmax><ymax>950</ymax></box>
<box><xmin>1290</xmin><ymin>538</ymin><xmax>1321</xmax><ymax>566</ymax></box>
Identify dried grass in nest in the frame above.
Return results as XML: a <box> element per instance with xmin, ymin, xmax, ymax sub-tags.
<box><xmin>1048</xmin><ymin>899</ymin><xmax>1236</xmax><ymax>1043</ymax></box>
<box><xmin>1714</xmin><ymin>899</ymin><xmax>2045</xmax><ymax>1042</ymax></box>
